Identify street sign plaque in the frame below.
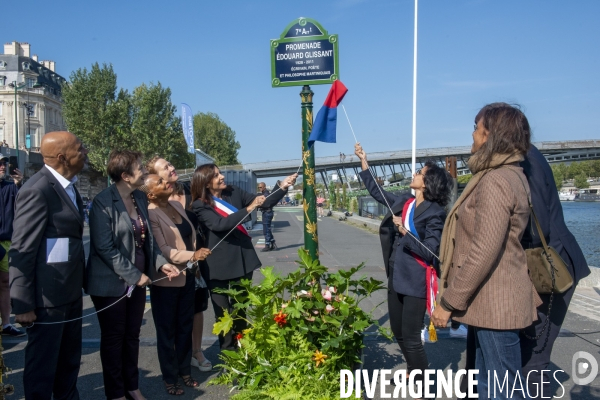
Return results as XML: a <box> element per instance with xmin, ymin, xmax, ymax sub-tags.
<box><xmin>271</xmin><ymin>17</ymin><xmax>339</xmax><ymax>88</ymax></box>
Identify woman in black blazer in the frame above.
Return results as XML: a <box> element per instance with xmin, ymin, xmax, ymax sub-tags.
<box><xmin>86</xmin><ymin>150</ymin><xmax>174</xmax><ymax>400</ymax></box>
<box><xmin>354</xmin><ymin>143</ymin><xmax>452</xmax><ymax>394</ymax></box>
<box><xmin>191</xmin><ymin>164</ymin><xmax>297</xmax><ymax>350</ymax></box>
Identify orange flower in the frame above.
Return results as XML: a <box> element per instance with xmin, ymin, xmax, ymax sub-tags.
<box><xmin>313</xmin><ymin>349</ymin><xmax>328</xmax><ymax>367</ymax></box>
<box><xmin>274</xmin><ymin>311</ymin><xmax>288</xmax><ymax>327</ymax></box>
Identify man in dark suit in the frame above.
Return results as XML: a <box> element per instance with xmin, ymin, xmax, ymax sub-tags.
<box><xmin>519</xmin><ymin>144</ymin><xmax>590</xmax><ymax>396</ymax></box>
<box><xmin>9</xmin><ymin>131</ymin><xmax>88</xmax><ymax>400</ymax></box>
<box><xmin>257</xmin><ymin>182</ymin><xmax>276</xmax><ymax>252</ymax></box>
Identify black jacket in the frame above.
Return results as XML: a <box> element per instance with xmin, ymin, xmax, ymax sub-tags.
<box><xmin>359</xmin><ymin>170</ymin><xmax>445</xmax><ymax>299</ymax></box>
<box><xmin>192</xmin><ymin>184</ymin><xmax>287</xmax><ymax>281</ymax></box>
<box><xmin>521</xmin><ymin>145</ymin><xmax>590</xmax><ymax>284</ymax></box>
<box><xmin>9</xmin><ymin>166</ymin><xmax>85</xmax><ymax>314</ymax></box>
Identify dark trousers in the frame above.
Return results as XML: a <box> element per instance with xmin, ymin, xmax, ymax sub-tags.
<box><xmin>209</xmin><ymin>271</ymin><xmax>253</xmax><ymax>350</ymax></box>
<box><xmin>91</xmin><ymin>286</ymin><xmax>146</xmax><ymax>399</ymax></box>
<box><xmin>520</xmin><ymin>284</ymin><xmax>575</xmax><ymax>398</ymax></box>
<box><xmin>24</xmin><ymin>298</ymin><xmax>82</xmax><ymax>400</ymax></box>
<box><xmin>387</xmin><ymin>270</ymin><xmax>429</xmax><ymax>390</ymax></box>
<box><xmin>150</xmin><ymin>273</ymin><xmax>195</xmax><ymax>384</ymax></box>
<box><xmin>262</xmin><ymin>210</ymin><xmax>274</xmax><ymax>244</ymax></box>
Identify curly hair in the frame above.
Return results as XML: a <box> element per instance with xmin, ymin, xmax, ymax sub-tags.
<box><xmin>422</xmin><ymin>161</ymin><xmax>453</xmax><ymax>207</ymax></box>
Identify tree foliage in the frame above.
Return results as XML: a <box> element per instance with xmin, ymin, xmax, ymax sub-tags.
<box><xmin>62</xmin><ymin>63</ymin><xmax>132</xmax><ymax>172</ymax></box>
<box><xmin>63</xmin><ymin>63</ymin><xmax>195</xmax><ymax>174</ymax></box>
<box><xmin>550</xmin><ymin>160</ymin><xmax>600</xmax><ymax>190</ymax></box>
<box><xmin>130</xmin><ymin>82</ymin><xmax>193</xmax><ymax>168</ymax></box>
<box><xmin>193</xmin><ymin>112</ymin><xmax>240</xmax><ymax>165</ymax></box>
<box><xmin>574</xmin><ymin>173</ymin><xmax>590</xmax><ymax>189</ymax></box>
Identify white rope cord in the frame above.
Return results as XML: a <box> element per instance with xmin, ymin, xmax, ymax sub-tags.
<box><xmin>341</xmin><ymin>105</ymin><xmax>440</xmax><ymax>262</ymax></box>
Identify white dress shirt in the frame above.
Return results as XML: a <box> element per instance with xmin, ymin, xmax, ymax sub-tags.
<box><xmin>45</xmin><ymin>164</ymin><xmax>79</xmax><ymax>210</ymax></box>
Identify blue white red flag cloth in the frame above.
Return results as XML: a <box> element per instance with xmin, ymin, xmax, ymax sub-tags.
<box><xmin>401</xmin><ymin>198</ymin><xmax>438</xmax><ymax>318</ymax></box>
<box><xmin>307</xmin><ymin>80</ymin><xmax>348</xmax><ymax>148</ymax></box>
<box><xmin>212</xmin><ymin>196</ymin><xmax>250</xmax><ymax>237</ymax></box>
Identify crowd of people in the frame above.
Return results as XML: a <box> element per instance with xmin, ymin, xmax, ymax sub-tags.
<box><xmin>0</xmin><ymin>102</ymin><xmax>590</xmax><ymax>399</ymax></box>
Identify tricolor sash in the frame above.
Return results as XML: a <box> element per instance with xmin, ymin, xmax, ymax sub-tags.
<box><xmin>401</xmin><ymin>198</ymin><xmax>438</xmax><ymax>319</ymax></box>
<box><xmin>212</xmin><ymin>196</ymin><xmax>250</xmax><ymax>237</ymax></box>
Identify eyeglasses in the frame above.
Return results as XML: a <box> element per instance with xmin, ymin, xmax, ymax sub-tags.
<box><xmin>0</xmin><ymin>161</ymin><xmax>7</xmax><ymax>166</ymax></box>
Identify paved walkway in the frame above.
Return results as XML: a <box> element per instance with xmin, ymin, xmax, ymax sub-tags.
<box><xmin>3</xmin><ymin>206</ymin><xmax>600</xmax><ymax>399</ymax></box>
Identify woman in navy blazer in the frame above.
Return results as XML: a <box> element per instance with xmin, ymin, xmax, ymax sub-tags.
<box><xmin>355</xmin><ymin>143</ymin><xmax>452</xmax><ymax>393</ymax></box>
<box><xmin>191</xmin><ymin>164</ymin><xmax>297</xmax><ymax>350</ymax></box>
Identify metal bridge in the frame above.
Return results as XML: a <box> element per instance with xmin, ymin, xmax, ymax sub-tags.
<box><xmin>175</xmin><ymin>140</ymin><xmax>600</xmax><ymax>186</ymax></box>
<box><xmin>230</xmin><ymin>139</ymin><xmax>600</xmax><ymax>186</ymax></box>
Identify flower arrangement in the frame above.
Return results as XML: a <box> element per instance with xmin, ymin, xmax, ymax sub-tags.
<box><xmin>211</xmin><ymin>248</ymin><xmax>389</xmax><ymax>399</ymax></box>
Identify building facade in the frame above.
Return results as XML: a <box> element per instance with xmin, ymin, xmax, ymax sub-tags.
<box><xmin>0</xmin><ymin>41</ymin><xmax>67</xmax><ymax>150</ymax></box>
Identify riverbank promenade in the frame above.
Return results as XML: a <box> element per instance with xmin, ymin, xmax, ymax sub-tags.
<box><xmin>3</xmin><ymin>206</ymin><xmax>600</xmax><ymax>399</ymax></box>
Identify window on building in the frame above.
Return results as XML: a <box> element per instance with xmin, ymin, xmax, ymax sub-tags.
<box><xmin>26</xmin><ymin>77</ymin><xmax>36</xmax><ymax>88</ymax></box>
<box><xmin>25</xmin><ymin>103</ymin><xmax>36</xmax><ymax>118</ymax></box>
<box><xmin>27</xmin><ymin>128</ymin><xmax>36</xmax><ymax>149</ymax></box>
<box><xmin>0</xmin><ymin>76</ymin><xmax>5</xmax><ymax>86</ymax></box>
<box><xmin>0</xmin><ymin>127</ymin><xmax>3</xmax><ymax>141</ymax></box>
<box><xmin>0</xmin><ymin>61</ymin><xmax>6</xmax><ymax>70</ymax></box>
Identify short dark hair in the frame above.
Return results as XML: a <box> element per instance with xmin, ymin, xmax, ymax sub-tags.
<box><xmin>107</xmin><ymin>150</ymin><xmax>143</xmax><ymax>183</ymax></box>
<box><xmin>172</xmin><ymin>181</ymin><xmax>185</xmax><ymax>196</ymax></box>
<box><xmin>422</xmin><ymin>161</ymin><xmax>453</xmax><ymax>207</ymax></box>
<box><xmin>191</xmin><ymin>163</ymin><xmax>219</xmax><ymax>206</ymax></box>
<box><xmin>474</xmin><ymin>103</ymin><xmax>531</xmax><ymax>166</ymax></box>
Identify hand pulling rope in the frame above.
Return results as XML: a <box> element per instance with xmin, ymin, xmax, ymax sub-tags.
<box><xmin>341</xmin><ymin>105</ymin><xmax>440</xmax><ymax>262</ymax></box>
<box><xmin>341</xmin><ymin>104</ymin><xmax>440</xmax><ymax>341</ymax></box>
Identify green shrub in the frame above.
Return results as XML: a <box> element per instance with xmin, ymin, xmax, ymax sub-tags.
<box><xmin>211</xmin><ymin>249</ymin><xmax>389</xmax><ymax>399</ymax></box>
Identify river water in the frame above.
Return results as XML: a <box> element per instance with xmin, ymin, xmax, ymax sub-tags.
<box><xmin>562</xmin><ymin>201</ymin><xmax>600</xmax><ymax>267</ymax></box>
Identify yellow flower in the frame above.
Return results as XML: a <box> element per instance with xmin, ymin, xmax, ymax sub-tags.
<box><xmin>313</xmin><ymin>349</ymin><xmax>328</xmax><ymax>367</ymax></box>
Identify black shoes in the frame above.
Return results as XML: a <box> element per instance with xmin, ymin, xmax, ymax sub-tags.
<box><xmin>260</xmin><ymin>242</ymin><xmax>277</xmax><ymax>252</ymax></box>
<box><xmin>2</xmin><ymin>324</ymin><xmax>26</xmax><ymax>337</ymax></box>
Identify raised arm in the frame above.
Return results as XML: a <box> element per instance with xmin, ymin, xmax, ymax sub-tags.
<box><xmin>193</xmin><ymin>200</ymin><xmax>252</xmax><ymax>233</ymax></box>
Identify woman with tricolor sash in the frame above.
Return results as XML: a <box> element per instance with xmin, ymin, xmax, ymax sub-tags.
<box><xmin>190</xmin><ymin>163</ymin><xmax>297</xmax><ymax>351</ymax></box>
<box><xmin>355</xmin><ymin>143</ymin><xmax>452</xmax><ymax>395</ymax></box>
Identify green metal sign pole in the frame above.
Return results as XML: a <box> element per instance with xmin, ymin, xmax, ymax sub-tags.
<box><xmin>300</xmin><ymin>85</ymin><xmax>318</xmax><ymax>260</ymax></box>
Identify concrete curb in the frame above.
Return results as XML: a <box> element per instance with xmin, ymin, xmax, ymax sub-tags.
<box><xmin>329</xmin><ymin>210</ymin><xmax>381</xmax><ymax>233</ymax></box>
<box><xmin>575</xmin><ymin>266</ymin><xmax>600</xmax><ymax>288</ymax></box>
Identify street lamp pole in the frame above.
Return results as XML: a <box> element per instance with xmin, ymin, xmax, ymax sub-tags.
<box><xmin>8</xmin><ymin>81</ymin><xmax>26</xmax><ymax>165</ymax></box>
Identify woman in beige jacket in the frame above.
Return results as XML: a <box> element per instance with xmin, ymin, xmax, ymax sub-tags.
<box><xmin>143</xmin><ymin>174</ymin><xmax>211</xmax><ymax>396</ymax></box>
<box><xmin>431</xmin><ymin>103</ymin><xmax>541</xmax><ymax>399</ymax></box>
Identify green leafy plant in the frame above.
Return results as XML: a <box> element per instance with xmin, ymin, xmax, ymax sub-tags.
<box><xmin>211</xmin><ymin>249</ymin><xmax>389</xmax><ymax>399</ymax></box>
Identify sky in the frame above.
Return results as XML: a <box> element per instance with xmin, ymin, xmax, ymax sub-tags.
<box><xmin>5</xmin><ymin>0</ymin><xmax>599</xmax><ymax>172</ymax></box>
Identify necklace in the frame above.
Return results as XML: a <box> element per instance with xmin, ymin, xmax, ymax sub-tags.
<box><xmin>130</xmin><ymin>195</ymin><xmax>146</xmax><ymax>248</ymax></box>
<box><xmin>164</xmin><ymin>204</ymin><xmax>179</xmax><ymax>221</ymax></box>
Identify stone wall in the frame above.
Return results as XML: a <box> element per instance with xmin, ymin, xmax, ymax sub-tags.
<box><xmin>23</xmin><ymin>160</ymin><xmax>107</xmax><ymax>200</ymax></box>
